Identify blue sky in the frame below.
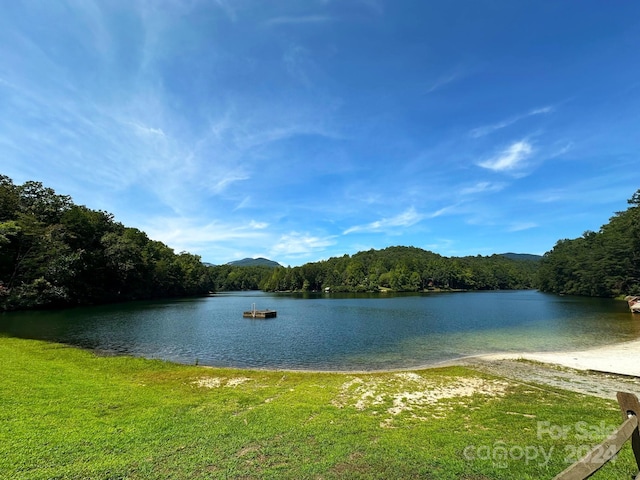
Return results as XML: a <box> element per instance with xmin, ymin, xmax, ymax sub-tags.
<box><xmin>2</xmin><ymin>1</ymin><xmax>639</xmax><ymax>266</ymax></box>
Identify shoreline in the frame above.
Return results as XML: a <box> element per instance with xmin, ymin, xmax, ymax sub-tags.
<box><xmin>196</xmin><ymin>338</ymin><xmax>640</xmax><ymax>378</ymax></box>
<box><xmin>464</xmin><ymin>338</ymin><xmax>640</xmax><ymax>377</ymax></box>
<box><xmin>200</xmin><ymin>339</ymin><xmax>640</xmax><ymax>401</ymax></box>
<box><xmin>6</xmin><ymin>333</ymin><xmax>640</xmax><ymax>378</ymax></box>
<box><xmin>219</xmin><ymin>338</ymin><xmax>640</xmax><ymax>377</ymax></box>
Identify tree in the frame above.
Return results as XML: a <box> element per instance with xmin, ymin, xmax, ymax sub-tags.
<box><xmin>538</xmin><ymin>189</ymin><xmax>640</xmax><ymax>297</ymax></box>
<box><xmin>0</xmin><ymin>175</ymin><xmax>215</xmax><ymax>310</ymax></box>
<box><xmin>261</xmin><ymin>245</ymin><xmax>539</xmax><ymax>293</ymax></box>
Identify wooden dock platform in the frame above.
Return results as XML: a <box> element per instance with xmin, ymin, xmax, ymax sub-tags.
<box><xmin>243</xmin><ymin>309</ymin><xmax>277</xmax><ymax>318</ymax></box>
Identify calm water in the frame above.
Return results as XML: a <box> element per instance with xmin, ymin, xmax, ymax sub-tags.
<box><xmin>0</xmin><ymin>290</ymin><xmax>637</xmax><ymax>371</ymax></box>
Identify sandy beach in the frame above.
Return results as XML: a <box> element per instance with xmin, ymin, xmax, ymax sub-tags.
<box><xmin>478</xmin><ymin>338</ymin><xmax>640</xmax><ymax>377</ymax></box>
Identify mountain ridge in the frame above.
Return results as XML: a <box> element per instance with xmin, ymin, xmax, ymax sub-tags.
<box><xmin>226</xmin><ymin>257</ymin><xmax>282</xmax><ymax>268</ymax></box>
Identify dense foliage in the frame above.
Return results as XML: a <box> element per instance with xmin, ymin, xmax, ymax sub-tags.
<box><xmin>0</xmin><ymin>176</ymin><xmax>213</xmax><ymax>310</ymax></box>
<box><xmin>208</xmin><ymin>265</ymin><xmax>276</xmax><ymax>291</ymax></box>
<box><xmin>538</xmin><ymin>190</ymin><xmax>640</xmax><ymax>297</ymax></box>
<box><xmin>258</xmin><ymin>246</ymin><xmax>539</xmax><ymax>293</ymax></box>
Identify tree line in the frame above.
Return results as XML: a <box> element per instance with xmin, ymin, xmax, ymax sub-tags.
<box><xmin>537</xmin><ymin>190</ymin><xmax>640</xmax><ymax>297</ymax></box>
<box><xmin>208</xmin><ymin>265</ymin><xmax>275</xmax><ymax>291</ymax></box>
<box><xmin>208</xmin><ymin>246</ymin><xmax>540</xmax><ymax>293</ymax></box>
<box><xmin>263</xmin><ymin>246</ymin><xmax>539</xmax><ymax>292</ymax></box>
<box><xmin>0</xmin><ymin>176</ymin><xmax>214</xmax><ymax>310</ymax></box>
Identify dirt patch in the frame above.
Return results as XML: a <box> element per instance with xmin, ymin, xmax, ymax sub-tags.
<box><xmin>193</xmin><ymin>376</ymin><xmax>252</xmax><ymax>388</ymax></box>
<box><xmin>333</xmin><ymin>372</ymin><xmax>509</xmax><ymax>426</ymax></box>
<box><xmin>194</xmin><ymin>377</ymin><xmax>222</xmax><ymax>388</ymax></box>
<box><xmin>226</xmin><ymin>377</ymin><xmax>251</xmax><ymax>387</ymax></box>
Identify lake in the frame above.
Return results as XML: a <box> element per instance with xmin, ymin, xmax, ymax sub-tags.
<box><xmin>1</xmin><ymin>290</ymin><xmax>637</xmax><ymax>371</ymax></box>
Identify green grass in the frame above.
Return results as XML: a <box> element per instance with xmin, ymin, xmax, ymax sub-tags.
<box><xmin>0</xmin><ymin>336</ymin><xmax>638</xmax><ymax>479</ymax></box>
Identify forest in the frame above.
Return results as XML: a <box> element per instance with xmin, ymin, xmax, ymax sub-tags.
<box><xmin>537</xmin><ymin>189</ymin><xmax>640</xmax><ymax>297</ymax></box>
<box><xmin>209</xmin><ymin>247</ymin><xmax>540</xmax><ymax>293</ymax></box>
<box><xmin>0</xmin><ymin>175</ymin><xmax>214</xmax><ymax>310</ymax></box>
<box><xmin>261</xmin><ymin>247</ymin><xmax>539</xmax><ymax>292</ymax></box>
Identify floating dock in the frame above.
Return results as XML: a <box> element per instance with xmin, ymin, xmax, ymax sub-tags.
<box><xmin>243</xmin><ymin>304</ymin><xmax>277</xmax><ymax>318</ymax></box>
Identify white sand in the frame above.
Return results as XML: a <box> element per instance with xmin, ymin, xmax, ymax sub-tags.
<box><xmin>479</xmin><ymin>339</ymin><xmax>640</xmax><ymax>377</ymax></box>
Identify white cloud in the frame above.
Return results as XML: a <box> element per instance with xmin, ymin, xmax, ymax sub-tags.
<box><xmin>478</xmin><ymin>140</ymin><xmax>533</xmax><ymax>172</ymax></box>
<box><xmin>343</xmin><ymin>207</ymin><xmax>424</xmax><ymax>234</ymax></box>
<box><xmin>469</xmin><ymin>119</ymin><xmax>514</xmax><ymax>139</ymax></box>
<box><xmin>233</xmin><ymin>196</ymin><xmax>252</xmax><ymax>210</ymax></box>
<box><xmin>459</xmin><ymin>182</ymin><xmax>506</xmax><ymax>195</ymax></box>
<box><xmin>523</xmin><ymin>181</ymin><xmax>627</xmax><ymax>206</ymax></box>
<box><xmin>470</xmin><ymin>106</ymin><xmax>554</xmax><ymax>138</ymax></box>
<box><xmin>548</xmin><ymin>141</ymin><xmax>573</xmax><ymax>158</ymax></box>
<box><xmin>529</xmin><ymin>106</ymin><xmax>554</xmax><ymax>115</ymax></box>
<box><xmin>249</xmin><ymin>220</ymin><xmax>269</xmax><ymax>229</ymax></box>
<box><xmin>128</xmin><ymin>121</ymin><xmax>166</xmax><ymax>139</ymax></box>
<box><xmin>270</xmin><ymin>232</ymin><xmax>336</xmax><ymax>256</ymax></box>
<box><xmin>527</xmin><ymin>190</ymin><xmax>566</xmax><ymax>203</ymax></box>
<box><xmin>210</xmin><ymin>170</ymin><xmax>251</xmax><ymax>194</ymax></box>
<box><xmin>428</xmin><ymin>204</ymin><xmax>462</xmax><ymax>218</ymax></box>
<box><xmin>507</xmin><ymin>222</ymin><xmax>539</xmax><ymax>232</ymax></box>
<box><xmin>266</xmin><ymin>15</ymin><xmax>333</xmax><ymax>26</ymax></box>
<box><xmin>142</xmin><ymin>217</ymin><xmax>268</xmax><ymax>253</ymax></box>
<box><xmin>424</xmin><ymin>72</ymin><xmax>461</xmax><ymax>94</ymax></box>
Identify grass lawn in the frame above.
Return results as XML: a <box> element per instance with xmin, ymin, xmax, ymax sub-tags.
<box><xmin>0</xmin><ymin>336</ymin><xmax>637</xmax><ymax>479</ymax></box>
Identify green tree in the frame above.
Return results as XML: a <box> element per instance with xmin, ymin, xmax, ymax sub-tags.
<box><xmin>0</xmin><ymin>175</ymin><xmax>215</xmax><ymax>310</ymax></box>
<box><xmin>538</xmin><ymin>189</ymin><xmax>640</xmax><ymax>297</ymax></box>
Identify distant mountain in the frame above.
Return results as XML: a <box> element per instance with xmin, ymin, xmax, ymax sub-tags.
<box><xmin>227</xmin><ymin>257</ymin><xmax>282</xmax><ymax>268</ymax></box>
<box><xmin>499</xmin><ymin>253</ymin><xmax>542</xmax><ymax>262</ymax></box>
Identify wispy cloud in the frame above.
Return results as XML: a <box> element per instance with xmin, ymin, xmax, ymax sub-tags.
<box><xmin>423</xmin><ymin>238</ymin><xmax>455</xmax><ymax>253</ymax></box>
<box><xmin>428</xmin><ymin>204</ymin><xmax>462</xmax><ymax>218</ymax></box>
<box><xmin>266</xmin><ymin>15</ymin><xmax>333</xmax><ymax>27</ymax></box>
<box><xmin>210</xmin><ymin>170</ymin><xmax>252</xmax><ymax>194</ymax></box>
<box><xmin>270</xmin><ymin>232</ymin><xmax>336</xmax><ymax>257</ymax></box>
<box><xmin>142</xmin><ymin>217</ymin><xmax>269</xmax><ymax>254</ymax></box>
<box><xmin>470</xmin><ymin>106</ymin><xmax>554</xmax><ymax>138</ymax></box>
<box><xmin>424</xmin><ymin>72</ymin><xmax>461</xmax><ymax>94</ymax></box>
<box><xmin>523</xmin><ymin>181</ymin><xmax>630</xmax><ymax>206</ymax></box>
<box><xmin>478</xmin><ymin>140</ymin><xmax>533</xmax><ymax>172</ymax></box>
<box><xmin>470</xmin><ymin>119</ymin><xmax>514</xmax><ymax>139</ymax></box>
<box><xmin>548</xmin><ymin>141</ymin><xmax>573</xmax><ymax>158</ymax></box>
<box><xmin>343</xmin><ymin>207</ymin><xmax>423</xmax><ymax>234</ymax></box>
<box><xmin>249</xmin><ymin>220</ymin><xmax>269</xmax><ymax>229</ymax></box>
<box><xmin>507</xmin><ymin>222</ymin><xmax>538</xmax><ymax>232</ymax></box>
<box><xmin>529</xmin><ymin>106</ymin><xmax>554</xmax><ymax>115</ymax></box>
<box><xmin>525</xmin><ymin>190</ymin><xmax>567</xmax><ymax>203</ymax></box>
<box><xmin>128</xmin><ymin>121</ymin><xmax>166</xmax><ymax>139</ymax></box>
<box><xmin>459</xmin><ymin>181</ymin><xmax>506</xmax><ymax>195</ymax></box>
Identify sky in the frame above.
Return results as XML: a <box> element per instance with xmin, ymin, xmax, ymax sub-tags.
<box><xmin>1</xmin><ymin>1</ymin><xmax>639</xmax><ymax>266</ymax></box>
